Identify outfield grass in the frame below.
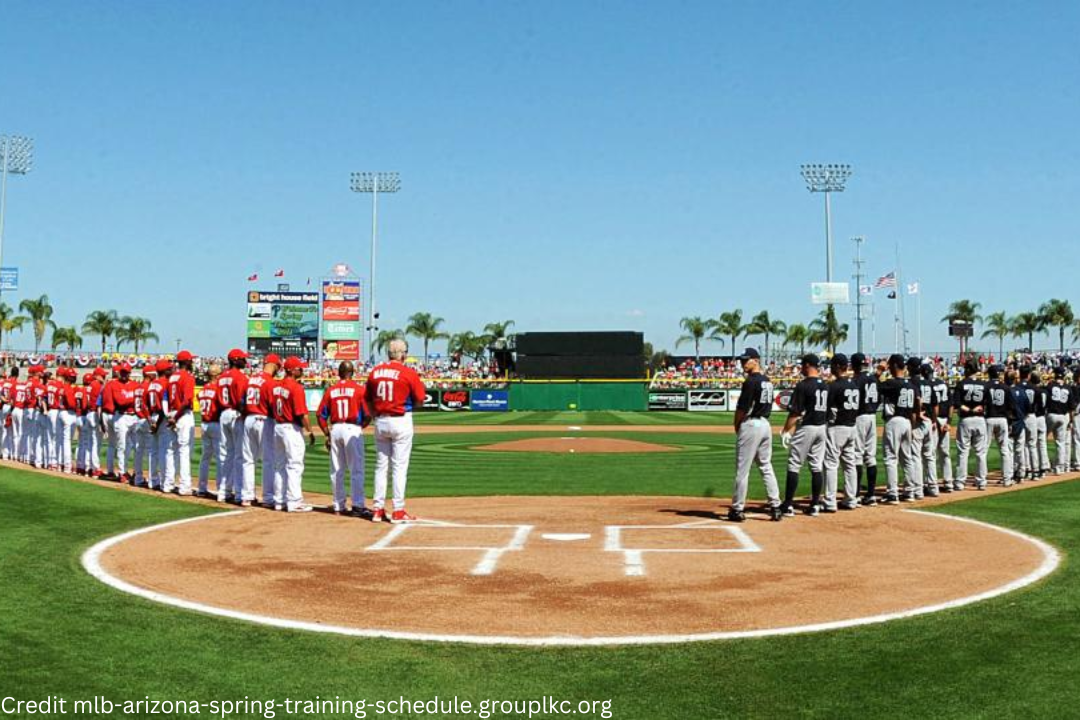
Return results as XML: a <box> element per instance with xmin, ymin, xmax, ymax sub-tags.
<box><xmin>1</xmin><ymin>464</ymin><xmax>1079</xmax><ymax>719</ymax></box>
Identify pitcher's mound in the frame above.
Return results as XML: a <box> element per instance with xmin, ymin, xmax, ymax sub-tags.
<box><xmin>475</xmin><ymin>437</ymin><xmax>676</xmax><ymax>453</ymax></box>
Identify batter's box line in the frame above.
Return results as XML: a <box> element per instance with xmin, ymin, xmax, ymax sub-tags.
<box><xmin>365</xmin><ymin>523</ymin><xmax>534</xmax><ymax>576</ymax></box>
<box><xmin>604</xmin><ymin>523</ymin><xmax>761</xmax><ymax>577</ymax></box>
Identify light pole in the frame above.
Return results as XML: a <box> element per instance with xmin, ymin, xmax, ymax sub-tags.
<box><xmin>800</xmin><ymin>164</ymin><xmax>852</xmax><ymax>284</ymax></box>
<box><xmin>852</xmin><ymin>236</ymin><xmax>866</xmax><ymax>354</ymax></box>
<box><xmin>0</xmin><ymin>135</ymin><xmax>34</xmax><ymax>305</ymax></box>
<box><xmin>350</xmin><ymin>171</ymin><xmax>401</xmax><ymax>361</ymax></box>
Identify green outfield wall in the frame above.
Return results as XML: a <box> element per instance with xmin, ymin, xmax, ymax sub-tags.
<box><xmin>508</xmin><ymin>381</ymin><xmax>647</xmax><ymax>411</ymax></box>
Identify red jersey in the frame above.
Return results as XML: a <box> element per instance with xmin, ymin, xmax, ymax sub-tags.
<box><xmin>317</xmin><ymin>379</ymin><xmax>368</xmax><ymax>425</ymax></box>
<box><xmin>364</xmin><ymin>361</ymin><xmax>426</xmax><ymax>417</ymax></box>
<box><xmin>107</xmin><ymin>380</ymin><xmax>137</xmax><ymax>414</ymax></box>
<box><xmin>216</xmin><ymin>369</ymin><xmax>249</xmax><ymax>412</ymax></box>
<box><xmin>169</xmin><ymin>370</ymin><xmax>196</xmax><ymax>414</ymax></box>
<box><xmin>270</xmin><ymin>378</ymin><xmax>308</xmax><ymax>424</ymax></box>
<box><xmin>13</xmin><ymin>381</ymin><xmax>30</xmax><ymax>409</ymax></box>
<box><xmin>198</xmin><ymin>381</ymin><xmax>221</xmax><ymax>423</ymax></box>
<box><xmin>88</xmin><ymin>380</ymin><xmax>102</xmax><ymax>410</ymax></box>
<box><xmin>1</xmin><ymin>378</ymin><xmax>14</xmax><ymax>404</ymax></box>
<box><xmin>70</xmin><ymin>385</ymin><xmax>90</xmax><ymax>416</ymax></box>
<box><xmin>100</xmin><ymin>379</ymin><xmax>120</xmax><ymax>413</ymax></box>
<box><xmin>244</xmin><ymin>372</ymin><xmax>276</xmax><ymax>417</ymax></box>
<box><xmin>30</xmin><ymin>380</ymin><xmax>46</xmax><ymax>411</ymax></box>
<box><xmin>45</xmin><ymin>380</ymin><xmax>64</xmax><ymax>410</ymax></box>
<box><xmin>133</xmin><ymin>382</ymin><xmax>149</xmax><ymax>419</ymax></box>
<box><xmin>146</xmin><ymin>378</ymin><xmax>168</xmax><ymax>415</ymax></box>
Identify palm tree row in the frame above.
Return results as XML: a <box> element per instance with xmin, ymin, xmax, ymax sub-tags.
<box><xmin>81</xmin><ymin>310</ymin><xmax>159</xmax><ymax>354</ymax></box>
<box><xmin>0</xmin><ymin>300</ymin><xmax>160</xmax><ymax>354</ymax></box>
<box><xmin>677</xmin><ymin>308</ymin><xmax>849</xmax><ymax>361</ymax></box>
<box><xmin>948</xmin><ymin>298</ymin><xmax>1079</xmax><ymax>357</ymax></box>
<box><xmin>374</xmin><ymin>315</ymin><xmax>516</xmax><ymax>365</ymax></box>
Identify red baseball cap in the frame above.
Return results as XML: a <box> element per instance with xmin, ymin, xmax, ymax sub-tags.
<box><xmin>283</xmin><ymin>356</ymin><xmax>308</xmax><ymax>371</ymax></box>
<box><xmin>142</xmin><ymin>364</ymin><xmax>158</xmax><ymax>375</ymax></box>
<box><xmin>265</xmin><ymin>353</ymin><xmax>282</xmax><ymax>366</ymax></box>
<box><xmin>117</xmin><ymin>362</ymin><xmax>132</xmax><ymax>373</ymax></box>
<box><xmin>155</xmin><ymin>359</ymin><xmax>173</xmax><ymax>373</ymax></box>
<box><xmin>93</xmin><ymin>367</ymin><xmax>107</xmax><ymax>377</ymax></box>
<box><xmin>176</xmin><ymin>350</ymin><xmax>194</xmax><ymax>362</ymax></box>
<box><xmin>228</xmin><ymin>348</ymin><xmax>248</xmax><ymax>361</ymax></box>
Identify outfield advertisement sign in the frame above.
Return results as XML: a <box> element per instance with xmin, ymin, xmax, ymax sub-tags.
<box><xmin>439</xmin><ymin>390</ymin><xmax>471</xmax><ymax>411</ymax></box>
<box><xmin>687</xmin><ymin>389</ymin><xmax>728</xmax><ymax>412</ymax></box>
<box><xmin>245</xmin><ymin>290</ymin><xmax>320</xmax><ymax>359</ymax></box>
<box><xmin>321</xmin><ymin>279</ymin><xmax>362</xmax><ymax>360</ymax></box>
<box><xmin>472</xmin><ymin>390</ymin><xmax>509</xmax><ymax>412</ymax></box>
<box><xmin>648</xmin><ymin>391</ymin><xmax>688</xmax><ymax>411</ymax></box>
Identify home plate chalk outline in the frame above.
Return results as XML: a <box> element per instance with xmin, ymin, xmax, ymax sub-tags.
<box><xmin>604</xmin><ymin>520</ymin><xmax>761</xmax><ymax>576</ymax></box>
<box><xmin>365</xmin><ymin>520</ymin><xmax>534</xmax><ymax>576</ymax></box>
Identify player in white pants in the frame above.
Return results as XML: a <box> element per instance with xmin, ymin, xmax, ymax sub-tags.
<box><xmin>725</xmin><ymin>348</ymin><xmax>783</xmax><ymax>522</ymax></box>
<box><xmin>241</xmin><ymin>354</ymin><xmax>279</xmax><ymax>507</ymax></box>
<box><xmin>166</xmin><ymin>352</ymin><xmax>198</xmax><ymax>496</ymax></box>
<box><xmin>270</xmin><ymin>356</ymin><xmax>317</xmax><ymax>512</ymax></box>
<box><xmin>317</xmin><ymin>361</ymin><xmax>371</xmax><ymax>515</ymax></box>
<box><xmin>56</xmin><ymin>368</ymin><xmax>78</xmax><ymax>473</ymax></box>
<box><xmin>824</xmin><ymin>354</ymin><xmax>860</xmax><ymax>511</ymax></box>
<box><xmin>196</xmin><ymin>363</ymin><xmax>224</xmax><ymax>496</ymax></box>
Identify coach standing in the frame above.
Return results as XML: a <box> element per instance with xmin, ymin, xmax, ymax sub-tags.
<box><xmin>365</xmin><ymin>339</ymin><xmax>427</xmax><ymax>524</ymax></box>
<box><xmin>726</xmin><ymin>348</ymin><xmax>783</xmax><ymax>523</ymax></box>
<box><xmin>317</xmin><ymin>360</ymin><xmax>371</xmax><ymax>517</ymax></box>
<box><xmin>270</xmin><ymin>356</ymin><xmax>316</xmax><ymax>513</ymax></box>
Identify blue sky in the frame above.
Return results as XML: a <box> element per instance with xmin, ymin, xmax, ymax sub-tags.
<box><xmin>2</xmin><ymin>1</ymin><xmax>1079</xmax><ymax>356</ymax></box>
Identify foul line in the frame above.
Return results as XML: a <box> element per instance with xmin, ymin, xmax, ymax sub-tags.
<box><xmin>81</xmin><ymin>509</ymin><xmax>1061</xmax><ymax>647</ymax></box>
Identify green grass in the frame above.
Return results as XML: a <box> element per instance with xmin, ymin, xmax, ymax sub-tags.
<box><xmin>412</xmin><ymin>410</ymin><xmax>742</xmax><ymax>426</ymax></box>
<box><xmin>2</xmin><ymin>464</ymin><xmax>1080</xmax><ymax>719</ymax></box>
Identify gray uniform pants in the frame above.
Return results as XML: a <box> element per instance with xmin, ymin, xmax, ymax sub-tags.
<box><xmin>825</xmin><ymin>425</ymin><xmax>858</xmax><ymax>509</ymax></box>
<box><xmin>956</xmin><ymin>416</ymin><xmax>988</xmax><ymax>485</ymax></box>
<box><xmin>787</xmin><ymin>424</ymin><xmax>827</xmax><ymax>473</ymax></box>
<box><xmin>1071</xmin><ymin>416</ymin><xmax>1080</xmax><ymax>471</ymax></box>
<box><xmin>934</xmin><ymin>420</ymin><xmax>954</xmax><ymax>485</ymax></box>
<box><xmin>1047</xmin><ymin>414</ymin><xmax>1071</xmax><ymax>473</ymax></box>
<box><xmin>912</xmin><ymin>418</ymin><xmax>935</xmax><ymax>488</ymax></box>
<box><xmin>855</xmin><ymin>414</ymin><xmax>878</xmax><ymax>467</ymax></box>
<box><xmin>883</xmin><ymin>416</ymin><xmax>916</xmax><ymax>494</ymax></box>
<box><xmin>987</xmin><ymin>417</ymin><xmax>1014</xmax><ymax>482</ymax></box>
<box><xmin>1036</xmin><ymin>416</ymin><xmax>1050</xmax><ymax>473</ymax></box>
<box><xmin>731</xmin><ymin>418</ymin><xmax>781</xmax><ymax>512</ymax></box>
<box><xmin>1017</xmin><ymin>416</ymin><xmax>1038</xmax><ymax>476</ymax></box>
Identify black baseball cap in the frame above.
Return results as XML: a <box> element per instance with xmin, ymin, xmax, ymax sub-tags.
<box><xmin>964</xmin><ymin>359</ymin><xmax>979</xmax><ymax>375</ymax></box>
<box><xmin>987</xmin><ymin>364</ymin><xmax>1002</xmax><ymax>378</ymax></box>
<box><xmin>905</xmin><ymin>356</ymin><xmax>922</xmax><ymax>370</ymax></box>
<box><xmin>922</xmin><ymin>363</ymin><xmax>935</xmax><ymax>378</ymax></box>
<box><xmin>801</xmin><ymin>353</ymin><xmax>820</xmax><ymax>367</ymax></box>
<box><xmin>831</xmin><ymin>353</ymin><xmax>849</xmax><ymax>367</ymax></box>
<box><xmin>739</xmin><ymin>348</ymin><xmax>761</xmax><ymax>361</ymax></box>
<box><xmin>850</xmin><ymin>352</ymin><xmax>867</xmax><ymax>367</ymax></box>
<box><xmin>888</xmin><ymin>353</ymin><xmax>906</xmax><ymax>368</ymax></box>
<box><xmin>1054</xmin><ymin>365</ymin><xmax>1067</xmax><ymax>377</ymax></box>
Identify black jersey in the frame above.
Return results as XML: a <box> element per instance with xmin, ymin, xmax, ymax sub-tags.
<box><xmin>736</xmin><ymin>372</ymin><xmax>774</xmax><ymax>419</ymax></box>
<box><xmin>1019</xmin><ymin>382</ymin><xmax>1037</xmax><ymax>412</ymax></box>
<box><xmin>827</xmin><ymin>378</ymin><xmax>860</xmax><ymax>427</ymax></box>
<box><xmin>913</xmin><ymin>377</ymin><xmax>935</xmax><ymax>420</ymax></box>
<box><xmin>854</xmin><ymin>372</ymin><xmax>881</xmax><ymax>415</ymax></box>
<box><xmin>789</xmin><ymin>376</ymin><xmax>828</xmax><ymax>426</ymax></box>
<box><xmin>1033</xmin><ymin>386</ymin><xmax>1048</xmax><ymax>417</ymax></box>
<box><xmin>1046</xmin><ymin>382</ymin><xmax>1073</xmax><ymax>415</ymax></box>
<box><xmin>985</xmin><ymin>380</ymin><xmax>1014</xmax><ymax>419</ymax></box>
<box><xmin>881</xmin><ymin>377</ymin><xmax>918</xmax><ymax>420</ymax></box>
<box><xmin>953</xmin><ymin>378</ymin><xmax>987</xmax><ymax>418</ymax></box>
<box><xmin>1072</xmin><ymin>383</ymin><xmax>1080</xmax><ymax>413</ymax></box>
<box><xmin>932</xmin><ymin>378</ymin><xmax>951</xmax><ymax>418</ymax></box>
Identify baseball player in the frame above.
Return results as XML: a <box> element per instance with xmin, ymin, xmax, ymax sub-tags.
<box><xmin>103</xmin><ymin>363</ymin><xmax>138</xmax><ymax>482</ymax></box>
<box><xmin>25</xmin><ymin>365</ymin><xmax>45</xmax><ymax>467</ymax></box>
<box><xmin>1015</xmin><ymin>366</ymin><xmax>1039</xmax><ymax>482</ymax></box>
<box><xmin>317</xmin><ymin>360</ymin><xmax>372</xmax><ymax>516</ymax></box>
<box><xmin>880</xmin><ymin>354</ymin><xmax>920</xmax><ymax>503</ymax></box>
<box><xmin>131</xmin><ymin>365</ymin><xmax>156</xmax><ymax>488</ymax></box>
<box><xmin>10</xmin><ymin>368</ymin><xmax>29</xmax><ymax>464</ymax></box>
<box><xmin>242</xmin><ymin>353</ymin><xmax>279</xmax><ymax>508</ymax></box>
<box><xmin>216</xmin><ymin>349</ymin><xmax>250</xmax><ymax>503</ymax></box>
<box><xmin>197</xmin><ymin>363</ymin><xmax>224</xmax><ymax>498</ymax></box>
<box><xmin>780</xmin><ymin>354</ymin><xmax>828</xmax><ymax>516</ymax></box>
<box><xmin>954</xmin><ymin>360</ymin><xmax>988</xmax><ymax>490</ymax></box>
<box><xmin>55</xmin><ymin>368</ymin><xmax>78</xmax><ymax>474</ymax></box>
<box><xmin>83</xmin><ymin>369</ymin><xmax>106</xmax><ymax>477</ymax></box>
<box><xmin>365</xmin><ymin>339</ymin><xmax>429</xmax><ymax>523</ymax></box>
<box><xmin>1006</xmin><ymin>368</ymin><xmax>1031</xmax><ymax>487</ymax></box>
<box><xmin>1032</xmin><ymin>372</ymin><xmax>1050</xmax><ymax>478</ymax></box>
<box><xmin>1044</xmin><ymin>366</ymin><xmax>1072</xmax><ymax>475</ymax></box>
<box><xmin>907</xmin><ymin>357</ymin><xmax>936</xmax><ymax>498</ymax></box>
<box><xmin>0</xmin><ymin>368</ymin><xmax>13</xmax><ymax>460</ymax></box>
<box><xmin>824</xmin><ymin>353</ymin><xmax>860</xmax><ymax>511</ymax></box>
<box><xmin>44</xmin><ymin>370</ymin><xmax>64</xmax><ymax>470</ymax></box>
<box><xmin>144</xmin><ymin>365</ymin><xmax>170</xmax><ymax>490</ymax></box>
<box><xmin>269</xmin><ymin>356</ymin><xmax>317</xmax><ymax>512</ymax></box>
<box><xmin>154</xmin><ymin>360</ymin><xmax>178</xmax><ymax>491</ymax></box>
<box><xmin>926</xmin><ymin>363</ymin><xmax>957</xmax><ymax>492</ymax></box>
<box><xmin>166</xmin><ymin>351</ymin><xmax>197</xmax><ymax>496</ymax></box>
<box><xmin>985</xmin><ymin>364</ymin><xmax>1016</xmax><ymax>486</ymax></box>
<box><xmin>850</xmin><ymin>353</ymin><xmax>881</xmax><ymax>505</ymax></box>
<box><xmin>725</xmin><ymin>347</ymin><xmax>783</xmax><ymax>523</ymax></box>
<box><xmin>72</xmin><ymin>374</ymin><xmax>92</xmax><ymax>474</ymax></box>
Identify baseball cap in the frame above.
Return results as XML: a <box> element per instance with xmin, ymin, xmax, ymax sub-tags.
<box><xmin>142</xmin><ymin>364</ymin><xmax>158</xmax><ymax>375</ymax></box>
<box><xmin>265</xmin><ymin>353</ymin><xmax>282</xmax><ymax>366</ymax></box>
<box><xmin>1054</xmin><ymin>365</ymin><xmax>1067</xmax><ymax>377</ymax></box>
<box><xmin>155</xmin><ymin>359</ymin><xmax>174</xmax><ymax>373</ymax></box>
<box><xmin>176</xmin><ymin>350</ymin><xmax>194</xmax><ymax>362</ymax></box>
<box><xmin>93</xmin><ymin>367</ymin><xmax>107</xmax><ymax>377</ymax></box>
<box><xmin>905</xmin><ymin>356</ymin><xmax>922</xmax><ymax>370</ymax></box>
<box><xmin>739</xmin><ymin>348</ymin><xmax>761</xmax><ymax>361</ymax></box>
<box><xmin>227</xmin><ymin>348</ymin><xmax>248</xmax><ymax>361</ymax></box>
<box><xmin>831</xmin><ymin>353</ymin><xmax>849</xmax><ymax>367</ymax></box>
<box><xmin>284</xmin><ymin>356</ymin><xmax>308</xmax><ymax>371</ymax></box>
<box><xmin>117</xmin><ymin>362</ymin><xmax>132</xmax><ymax>373</ymax></box>
<box><xmin>801</xmin><ymin>353</ymin><xmax>820</xmax><ymax>367</ymax></box>
<box><xmin>887</xmin><ymin>353</ymin><xmax>906</xmax><ymax>367</ymax></box>
<box><xmin>850</xmin><ymin>352</ymin><xmax>867</xmax><ymax>367</ymax></box>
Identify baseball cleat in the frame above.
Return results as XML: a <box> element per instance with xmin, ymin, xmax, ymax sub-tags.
<box><xmin>821</xmin><ymin>505</ymin><xmax>838</xmax><ymax>514</ymax></box>
<box><xmin>839</xmin><ymin>500</ymin><xmax>859</xmax><ymax>511</ymax></box>
<box><xmin>390</xmin><ymin>509</ymin><xmax>416</xmax><ymax>524</ymax></box>
<box><xmin>768</xmin><ymin>506</ymin><xmax>783</xmax><ymax>522</ymax></box>
<box><xmin>803</xmin><ymin>504</ymin><xmax>820</xmax><ymax>517</ymax></box>
<box><xmin>975</xmin><ymin>482</ymin><xmax>987</xmax><ymax>491</ymax></box>
<box><xmin>883</xmin><ymin>493</ymin><xmax>900</xmax><ymax>505</ymax></box>
<box><xmin>860</xmin><ymin>495</ymin><xmax>878</xmax><ymax>507</ymax></box>
<box><xmin>725</xmin><ymin>509</ymin><xmax>746</xmax><ymax>523</ymax></box>
<box><xmin>287</xmin><ymin>504</ymin><xmax>314</xmax><ymax>513</ymax></box>
<box><xmin>352</xmin><ymin>507</ymin><xmax>374</xmax><ymax>520</ymax></box>
<box><xmin>239</xmin><ymin>500</ymin><xmax>252</xmax><ymax>507</ymax></box>
<box><xmin>371</xmin><ymin>508</ymin><xmax>386</xmax><ymax>523</ymax></box>
<box><xmin>274</xmin><ymin>504</ymin><xmax>284</xmax><ymax>512</ymax></box>
<box><xmin>780</xmin><ymin>504</ymin><xmax>796</xmax><ymax>517</ymax></box>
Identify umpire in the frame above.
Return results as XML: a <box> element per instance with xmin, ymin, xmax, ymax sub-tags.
<box><xmin>726</xmin><ymin>348</ymin><xmax>783</xmax><ymax>523</ymax></box>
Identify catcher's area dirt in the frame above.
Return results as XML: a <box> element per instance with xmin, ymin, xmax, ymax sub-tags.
<box><xmin>99</xmin><ymin>494</ymin><xmax>1051</xmax><ymax>640</ymax></box>
<box><xmin>475</xmin><ymin>437</ymin><xmax>676</xmax><ymax>453</ymax></box>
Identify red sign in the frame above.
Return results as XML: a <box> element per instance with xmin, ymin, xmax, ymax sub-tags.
<box><xmin>323</xmin><ymin>339</ymin><xmax>360</xmax><ymax>361</ymax></box>
<box><xmin>322</xmin><ymin>301</ymin><xmax>360</xmax><ymax>321</ymax></box>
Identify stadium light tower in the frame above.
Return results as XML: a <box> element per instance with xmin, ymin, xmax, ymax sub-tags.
<box><xmin>800</xmin><ymin>163</ymin><xmax>852</xmax><ymax>284</ymax></box>
<box><xmin>350</xmin><ymin>171</ymin><xmax>401</xmax><ymax>357</ymax></box>
<box><xmin>0</xmin><ymin>135</ymin><xmax>34</xmax><ymax>303</ymax></box>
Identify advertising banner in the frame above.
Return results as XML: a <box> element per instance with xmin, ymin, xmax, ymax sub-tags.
<box><xmin>439</xmin><ymin>389</ymin><xmax>471</xmax><ymax>411</ymax></box>
<box><xmin>321</xmin><ymin>279</ymin><xmax>362</xmax><ymax>358</ymax></box>
<box><xmin>1</xmin><ymin>267</ymin><xmax>19</xmax><ymax>291</ymax></box>
<box><xmin>471</xmin><ymin>390</ymin><xmax>509</xmax><ymax>412</ymax></box>
<box><xmin>322</xmin><ymin>302</ymin><xmax>361</xmax><ymax>322</ymax></box>
<box><xmin>246</xmin><ymin>291</ymin><xmax>319</xmax><ymax>342</ymax></box>
<box><xmin>322</xmin><ymin>321</ymin><xmax>361</xmax><ymax>340</ymax></box>
<box><xmin>687</xmin><ymin>389</ymin><xmax>728</xmax><ymax>412</ymax></box>
<box><xmin>247</xmin><ymin>337</ymin><xmax>320</xmax><ymax>359</ymax></box>
<box><xmin>420</xmin><ymin>389</ymin><xmax>440</xmax><ymax>411</ymax></box>
<box><xmin>648</xmin><ymin>391</ymin><xmax>688</xmax><ymax>411</ymax></box>
<box><xmin>322</xmin><ymin>339</ymin><xmax>360</xmax><ymax>361</ymax></box>
<box><xmin>773</xmin><ymin>389</ymin><xmax>794</xmax><ymax>411</ymax></box>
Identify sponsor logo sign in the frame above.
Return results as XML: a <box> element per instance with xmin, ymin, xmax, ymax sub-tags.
<box><xmin>322</xmin><ymin>321</ymin><xmax>361</xmax><ymax>339</ymax></box>
<box><xmin>648</xmin><ymin>391</ymin><xmax>688</xmax><ymax>411</ymax></box>
<box><xmin>687</xmin><ymin>389</ymin><xmax>728</xmax><ymax>412</ymax></box>
<box><xmin>322</xmin><ymin>301</ymin><xmax>361</xmax><ymax>321</ymax></box>
<box><xmin>471</xmin><ymin>390</ymin><xmax>509</xmax><ymax>411</ymax></box>
<box><xmin>421</xmin><ymin>389</ymin><xmax>440</xmax><ymax>411</ymax></box>
<box><xmin>322</xmin><ymin>339</ymin><xmax>360</xmax><ymax>361</ymax></box>
<box><xmin>439</xmin><ymin>389</ymin><xmax>471</xmax><ymax>411</ymax></box>
<box><xmin>773</xmin><ymin>390</ymin><xmax>793</xmax><ymax>411</ymax></box>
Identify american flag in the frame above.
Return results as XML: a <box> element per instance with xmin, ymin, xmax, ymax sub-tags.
<box><xmin>874</xmin><ymin>271</ymin><xmax>897</xmax><ymax>289</ymax></box>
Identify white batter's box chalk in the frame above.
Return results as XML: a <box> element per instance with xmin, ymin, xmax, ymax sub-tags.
<box><xmin>604</xmin><ymin>520</ymin><xmax>761</xmax><ymax>577</ymax></box>
<box><xmin>365</xmin><ymin>521</ymin><xmax>534</xmax><ymax>576</ymax></box>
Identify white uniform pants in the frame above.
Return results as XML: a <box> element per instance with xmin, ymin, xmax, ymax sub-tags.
<box><xmin>883</xmin><ymin>416</ymin><xmax>916</xmax><ymax>494</ymax></box>
<box><xmin>956</xmin><ymin>416</ymin><xmax>988</xmax><ymax>485</ymax></box>
<box><xmin>199</xmin><ymin>422</ymin><xmax>222</xmax><ymax>494</ymax></box>
<box><xmin>158</xmin><ymin>423</ymin><xmax>177</xmax><ymax>491</ymax></box>
<box><xmin>132</xmin><ymin>419</ymin><xmax>151</xmax><ymax>484</ymax></box>
<box><xmin>1036</xmin><ymin>416</ymin><xmax>1050</xmax><ymax>473</ymax></box>
<box><xmin>217</xmin><ymin>409</ymin><xmax>240</xmax><ymax>497</ymax></box>
<box><xmin>103</xmin><ymin>412</ymin><xmax>117</xmax><ymax>474</ymax></box>
<box><xmin>911</xmin><ymin>418</ymin><xmax>934</xmax><ymax>488</ymax></box>
<box><xmin>24</xmin><ymin>408</ymin><xmax>41</xmax><ymax>465</ymax></box>
<box><xmin>825</xmin><ymin>425</ymin><xmax>858</xmax><ymax>509</ymax></box>
<box><xmin>77</xmin><ymin>414</ymin><xmax>97</xmax><ymax>472</ymax></box>
<box><xmin>113</xmin><ymin>413</ymin><xmax>138</xmax><ymax>476</ymax></box>
<box><xmin>329</xmin><ymin>423</ymin><xmax>366</xmax><ymax>511</ymax></box>
<box><xmin>242</xmin><ymin>415</ymin><xmax>275</xmax><ymax>503</ymax></box>
<box><xmin>1047</xmin><ymin>414</ymin><xmax>1071</xmax><ymax>473</ymax></box>
<box><xmin>10</xmin><ymin>407</ymin><xmax>24</xmax><ymax>462</ymax></box>
<box><xmin>373</xmin><ymin>414</ymin><xmax>415</xmax><ymax>511</ymax></box>
<box><xmin>273</xmin><ymin>422</ymin><xmax>306</xmax><ymax>510</ymax></box>
<box><xmin>0</xmin><ymin>406</ymin><xmax>12</xmax><ymax>459</ymax></box>
<box><xmin>172</xmin><ymin>413</ymin><xmax>195</xmax><ymax>494</ymax></box>
<box><xmin>730</xmin><ymin>418</ymin><xmax>781</xmax><ymax>512</ymax></box>
<box><xmin>145</xmin><ymin>425</ymin><xmax>161</xmax><ymax>489</ymax></box>
<box><xmin>45</xmin><ymin>409</ymin><xmax>60</xmax><ymax>467</ymax></box>
<box><xmin>933</xmin><ymin>421</ymin><xmax>955</xmax><ymax>486</ymax></box>
<box><xmin>58</xmin><ymin>410</ymin><xmax>77</xmax><ymax>473</ymax></box>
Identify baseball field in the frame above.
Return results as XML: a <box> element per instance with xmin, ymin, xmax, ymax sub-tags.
<box><xmin>3</xmin><ymin>411</ymin><xmax>1079</xmax><ymax>718</ymax></box>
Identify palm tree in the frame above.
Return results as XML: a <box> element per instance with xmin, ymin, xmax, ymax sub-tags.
<box><xmin>405</xmin><ymin>312</ymin><xmax>450</xmax><ymax>364</ymax></box>
<box><xmin>449</xmin><ymin>331</ymin><xmax>488</xmax><ymax>362</ymax></box>
<box><xmin>373</xmin><ymin>328</ymin><xmax>405</xmax><ymax>356</ymax></box>
<box><xmin>710</xmin><ymin>310</ymin><xmax>745</xmax><ymax>359</ymax></box>
<box><xmin>0</xmin><ymin>302</ymin><xmax>28</xmax><ymax>351</ymax></box>
<box><xmin>1039</xmin><ymin>299</ymin><xmax>1074</xmax><ymax>353</ymax></box>
<box><xmin>18</xmin><ymin>294</ymin><xmax>56</xmax><ymax>352</ymax></box>
<box><xmin>676</xmin><ymin>316</ymin><xmax>711</xmax><ymax>361</ymax></box>
<box><xmin>82</xmin><ymin>310</ymin><xmax>119</xmax><ymax>353</ymax></box>
<box><xmin>783</xmin><ymin>323</ymin><xmax>810</xmax><ymax>356</ymax></box>
<box><xmin>115</xmin><ymin>316</ymin><xmax>159</xmax><ymax>353</ymax></box>
<box><xmin>807</xmin><ymin>306</ymin><xmax>849</xmax><ymax>353</ymax></box>
<box><xmin>745</xmin><ymin>311</ymin><xmax>786</xmax><ymax>363</ymax></box>
<box><xmin>51</xmin><ymin>326</ymin><xmax>83</xmax><ymax>351</ymax></box>
<box><xmin>980</xmin><ymin>311</ymin><xmax>1011</xmax><ymax>360</ymax></box>
<box><xmin>1010</xmin><ymin>312</ymin><xmax>1044</xmax><ymax>352</ymax></box>
<box><xmin>942</xmin><ymin>300</ymin><xmax>982</xmax><ymax>356</ymax></box>
<box><xmin>482</xmin><ymin>320</ymin><xmax>515</xmax><ymax>343</ymax></box>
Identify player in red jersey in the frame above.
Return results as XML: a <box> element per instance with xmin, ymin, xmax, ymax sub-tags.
<box><xmin>131</xmin><ymin>365</ymin><xmax>157</xmax><ymax>487</ymax></box>
<box><xmin>364</xmin><ymin>339</ymin><xmax>427</xmax><ymax>523</ymax></box>
<box><xmin>56</xmin><ymin>368</ymin><xmax>79</xmax><ymax>474</ymax></box>
<box><xmin>72</xmin><ymin>373</ymin><xmax>92</xmax><ymax>474</ymax></box>
<box><xmin>82</xmin><ymin>369</ymin><xmax>106</xmax><ymax>476</ymax></box>
<box><xmin>104</xmin><ymin>363</ymin><xmax>138</xmax><ymax>482</ymax></box>
<box><xmin>270</xmin><ymin>356</ymin><xmax>317</xmax><ymax>512</ymax></box>
<box><xmin>165</xmin><ymin>351</ymin><xmax>198</xmax><ymax>496</ymax></box>
<box><xmin>242</xmin><ymin>353</ymin><xmax>279</xmax><ymax>507</ymax></box>
<box><xmin>216</xmin><ymin>349</ymin><xmax>250</xmax><ymax>503</ymax></box>
<box><xmin>317</xmin><ymin>360</ymin><xmax>371</xmax><ymax>516</ymax></box>
<box><xmin>44</xmin><ymin>370</ymin><xmax>65</xmax><ymax>470</ymax></box>
<box><xmin>10</xmin><ymin>368</ymin><xmax>31</xmax><ymax>463</ymax></box>
<box><xmin>0</xmin><ymin>367</ymin><xmax>17</xmax><ymax>460</ymax></box>
<box><xmin>197</xmin><ymin>363</ymin><xmax>224</xmax><ymax>498</ymax></box>
<box><xmin>144</xmin><ymin>364</ymin><xmax>170</xmax><ymax>490</ymax></box>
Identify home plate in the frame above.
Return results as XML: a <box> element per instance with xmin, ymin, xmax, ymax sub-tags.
<box><xmin>542</xmin><ymin>533</ymin><xmax>592</xmax><ymax>542</ymax></box>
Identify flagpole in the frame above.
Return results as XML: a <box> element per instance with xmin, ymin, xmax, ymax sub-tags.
<box><xmin>917</xmin><ymin>286</ymin><xmax>922</xmax><ymax>357</ymax></box>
